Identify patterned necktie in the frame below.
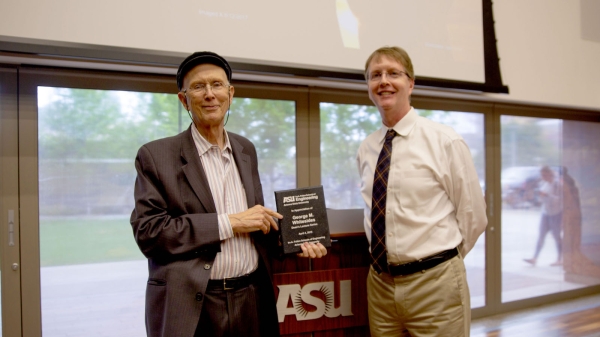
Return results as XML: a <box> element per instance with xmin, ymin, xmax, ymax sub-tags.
<box><xmin>370</xmin><ymin>129</ymin><xmax>396</xmax><ymax>273</ymax></box>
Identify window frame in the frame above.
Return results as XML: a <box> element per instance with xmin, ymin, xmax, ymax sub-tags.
<box><xmin>3</xmin><ymin>64</ymin><xmax>599</xmax><ymax>336</ymax></box>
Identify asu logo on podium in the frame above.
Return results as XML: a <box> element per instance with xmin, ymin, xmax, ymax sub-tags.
<box><xmin>276</xmin><ymin>280</ymin><xmax>353</xmax><ymax>322</ymax></box>
<box><xmin>273</xmin><ymin>268</ymin><xmax>368</xmax><ymax>334</ymax></box>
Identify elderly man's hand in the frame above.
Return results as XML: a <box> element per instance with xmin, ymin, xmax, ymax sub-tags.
<box><xmin>229</xmin><ymin>205</ymin><xmax>282</xmax><ymax>234</ymax></box>
<box><xmin>297</xmin><ymin>242</ymin><xmax>327</xmax><ymax>258</ymax></box>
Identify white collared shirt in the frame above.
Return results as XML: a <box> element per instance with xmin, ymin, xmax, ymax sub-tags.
<box><xmin>357</xmin><ymin>107</ymin><xmax>487</xmax><ymax>263</ymax></box>
<box><xmin>191</xmin><ymin>126</ymin><xmax>258</xmax><ymax>279</ymax></box>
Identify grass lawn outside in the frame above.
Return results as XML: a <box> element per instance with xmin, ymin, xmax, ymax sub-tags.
<box><xmin>40</xmin><ymin>216</ymin><xmax>145</xmax><ymax>267</ymax></box>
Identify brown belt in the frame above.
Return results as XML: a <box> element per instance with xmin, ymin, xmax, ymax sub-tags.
<box><xmin>385</xmin><ymin>248</ymin><xmax>459</xmax><ymax>276</ymax></box>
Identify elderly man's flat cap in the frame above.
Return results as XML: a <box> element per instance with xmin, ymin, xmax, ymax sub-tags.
<box><xmin>176</xmin><ymin>51</ymin><xmax>232</xmax><ymax>90</ymax></box>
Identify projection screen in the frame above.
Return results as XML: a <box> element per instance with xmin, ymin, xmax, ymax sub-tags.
<box><xmin>0</xmin><ymin>0</ymin><xmax>507</xmax><ymax>92</ymax></box>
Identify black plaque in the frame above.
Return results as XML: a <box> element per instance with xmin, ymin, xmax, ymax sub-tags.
<box><xmin>274</xmin><ymin>186</ymin><xmax>331</xmax><ymax>254</ymax></box>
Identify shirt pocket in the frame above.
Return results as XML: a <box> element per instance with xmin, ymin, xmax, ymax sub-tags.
<box><xmin>398</xmin><ymin>169</ymin><xmax>436</xmax><ymax>211</ymax></box>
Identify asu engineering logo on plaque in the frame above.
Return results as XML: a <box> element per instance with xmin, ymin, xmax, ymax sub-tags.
<box><xmin>281</xmin><ymin>192</ymin><xmax>320</xmax><ymax>207</ymax></box>
<box><xmin>276</xmin><ymin>280</ymin><xmax>353</xmax><ymax>322</ymax></box>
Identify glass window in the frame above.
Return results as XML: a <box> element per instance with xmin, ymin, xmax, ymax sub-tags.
<box><xmin>226</xmin><ymin>98</ymin><xmax>296</xmax><ymax>209</ymax></box>
<box><xmin>320</xmin><ymin>103</ymin><xmax>380</xmax><ymax>209</ymax></box>
<box><xmin>501</xmin><ymin>116</ymin><xmax>600</xmax><ymax>302</ymax></box>
<box><xmin>37</xmin><ymin>87</ymin><xmax>296</xmax><ymax>336</ymax></box>
<box><xmin>38</xmin><ymin>87</ymin><xmax>181</xmax><ymax>336</ymax></box>
<box><xmin>320</xmin><ymin>103</ymin><xmax>486</xmax><ymax>307</ymax></box>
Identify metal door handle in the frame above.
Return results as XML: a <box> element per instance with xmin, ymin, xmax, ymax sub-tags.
<box><xmin>8</xmin><ymin>209</ymin><xmax>15</xmax><ymax>246</ymax></box>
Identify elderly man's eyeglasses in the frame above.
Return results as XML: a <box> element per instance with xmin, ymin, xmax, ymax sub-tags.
<box><xmin>182</xmin><ymin>81</ymin><xmax>229</xmax><ymax>95</ymax></box>
<box><xmin>368</xmin><ymin>70</ymin><xmax>410</xmax><ymax>82</ymax></box>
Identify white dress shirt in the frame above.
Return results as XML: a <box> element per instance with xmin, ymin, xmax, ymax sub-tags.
<box><xmin>357</xmin><ymin>107</ymin><xmax>487</xmax><ymax>263</ymax></box>
<box><xmin>191</xmin><ymin>126</ymin><xmax>258</xmax><ymax>279</ymax></box>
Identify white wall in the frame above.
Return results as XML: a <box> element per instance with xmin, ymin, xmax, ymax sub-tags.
<box><xmin>0</xmin><ymin>1</ymin><xmax>599</xmax><ymax>111</ymax></box>
<box><xmin>491</xmin><ymin>1</ymin><xmax>600</xmax><ymax>110</ymax></box>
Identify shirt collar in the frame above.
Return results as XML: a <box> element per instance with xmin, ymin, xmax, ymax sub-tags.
<box><xmin>377</xmin><ymin>107</ymin><xmax>417</xmax><ymax>143</ymax></box>
<box><xmin>191</xmin><ymin>125</ymin><xmax>232</xmax><ymax>156</ymax></box>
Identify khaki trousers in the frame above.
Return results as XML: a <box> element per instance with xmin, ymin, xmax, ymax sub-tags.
<box><xmin>367</xmin><ymin>254</ymin><xmax>470</xmax><ymax>337</ymax></box>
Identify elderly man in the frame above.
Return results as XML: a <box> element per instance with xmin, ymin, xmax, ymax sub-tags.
<box><xmin>131</xmin><ymin>51</ymin><xmax>326</xmax><ymax>337</ymax></box>
<box><xmin>356</xmin><ymin>46</ymin><xmax>487</xmax><ymax>337</ymax></box>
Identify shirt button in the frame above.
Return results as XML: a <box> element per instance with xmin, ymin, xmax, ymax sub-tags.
<box><xmin>389</xmin><ymin>233</ymin><xmax>393</xmax><ymax>237</ymax></box>
<box><xmin>196</xmin><ymin>292</ymin><xmax>203</xmax><ymax>301</ymax></box>
<box><xmin>204</xmin><ymin>264</ymin><xmax>211</xmax><ymax>270</ymax></box>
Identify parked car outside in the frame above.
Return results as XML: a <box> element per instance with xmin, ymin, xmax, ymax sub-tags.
<box><xmin>501</xmin><ymin>166</ymin><xmax>542</xmax><ymax>209</ymax></box>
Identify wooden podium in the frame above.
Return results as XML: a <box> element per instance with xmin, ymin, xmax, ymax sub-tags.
<box><xmin>272</xmin><ymin>209</ymin><xmax>372</xmax><ymax>336</ymax></box>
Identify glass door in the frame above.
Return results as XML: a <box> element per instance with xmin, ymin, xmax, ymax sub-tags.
<box><xmin>17</xmin><ymin>68</ymin><xmax>182</xmax><ymax>337</ymax></box>
<box><xmin>500</xmin><ymin>115</ymin><xmax>600</xmax><ymax>303</ymax></box>
<box><xmin>33</xmin><ymin>87</ymin><xmax>300</xmax><ymax>337</ymax></box>
<box><xmin>318</xmin><ymin>101</ymin><xmax>488</xmax><ymax>308</ymax></box>
<box><xmin>16</xmin><ymin>68</ymin><xmax>302</xmax><ymax>337</ymax></box>
<box><xmin>36</xmin><ymin>86</ymin><xmax>182</xmax><ymax>337</ymax></box>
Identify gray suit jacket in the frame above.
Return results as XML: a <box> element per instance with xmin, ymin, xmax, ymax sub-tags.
<box><xmin>130</xmin><ymin>126</ymin><xmax>280</xmax><ymax>337</ymax></box>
